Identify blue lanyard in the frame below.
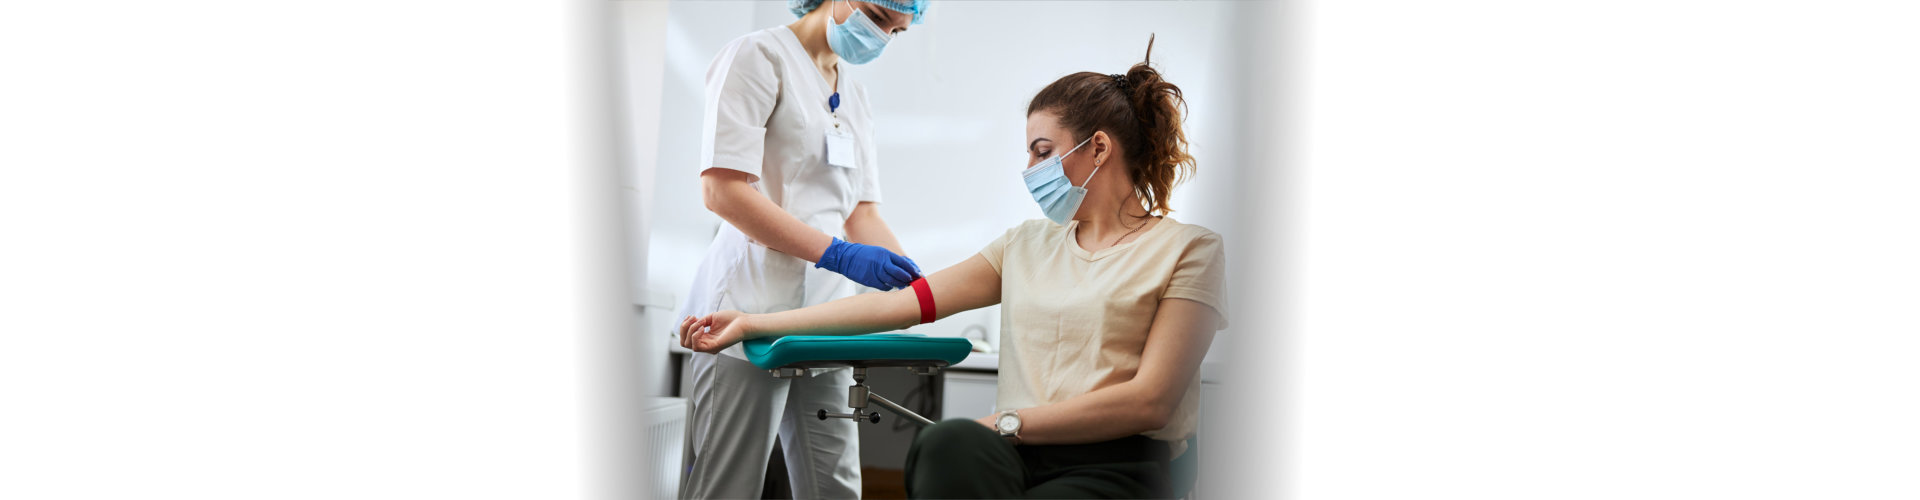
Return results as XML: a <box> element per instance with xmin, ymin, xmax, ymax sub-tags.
<box><xmin>828</xmin><ymin>92</ymin><xmax>840</xmax><ymax>113</ymax></box>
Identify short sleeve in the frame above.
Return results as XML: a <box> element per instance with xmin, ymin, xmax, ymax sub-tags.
<box><xmin>699</xmin><ymin>37</ymin><xmax>780</xmax><ymax>181</ymax></box>
<box><xmin>857</xmin><ymin>140</ymin><xmax>883</xmax><ymax>203</ymax></box>
<box><xmin>1162</xmin><ymin>230</ymin><xmax>1228</xmax><ymax>330</ymax></box>
<box><xmin>850</xmin><ymin>82</ymin><xmax>883</xmax><ymax>203</ymax></box>
<box><xmin>977</xmin><ymin>224</ymin><xmax>1022</xmax><ymax>275</ymax></box>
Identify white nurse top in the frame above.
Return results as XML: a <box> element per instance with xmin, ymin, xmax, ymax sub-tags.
<box><xmin>677</xmin><ymin>26</ymin><xmax>883</xmax><ymax>360</ymax></box>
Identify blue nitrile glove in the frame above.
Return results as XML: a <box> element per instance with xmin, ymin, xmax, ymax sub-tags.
<box><xmin>815</xmin><ymin>237</ymin><xmax>922</xmax><ymax>291</ymax></box>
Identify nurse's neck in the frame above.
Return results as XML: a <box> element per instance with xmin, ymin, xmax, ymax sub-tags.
<box><xmin>788</xmin><ymin>11</ymin><xmax>841</xmax><ymax>92</ymax></box>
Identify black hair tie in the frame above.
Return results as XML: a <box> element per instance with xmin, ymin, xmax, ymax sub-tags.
<box><xmin>1110</xmin><ymin>73</ymin><xmax>1131</xmax><ymax>93</ymax></box>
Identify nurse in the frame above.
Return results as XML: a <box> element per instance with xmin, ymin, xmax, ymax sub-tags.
<box><xmin>674</xmin><ymin>1</ymin><xmax>928</xmax><ymax>499</ymax></box>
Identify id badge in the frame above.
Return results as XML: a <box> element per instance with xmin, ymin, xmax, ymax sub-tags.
<box><xmin>825</xmin><ymin>128</ymin><xmax>856</xmax><ymax>168</ymax></box>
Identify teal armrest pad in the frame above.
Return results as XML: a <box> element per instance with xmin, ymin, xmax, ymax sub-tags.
<box><xmin>741</xmin><ymin>333</ymin><xmax>973</xmax><ymax>370</ymax></box>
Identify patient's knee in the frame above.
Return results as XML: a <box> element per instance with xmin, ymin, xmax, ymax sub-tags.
<box><xmin>908</xmin><ymin>419</ymin><xmax>998</xmax><ymax>469</ymax></box>
<box><xmin>907</xmin><ymin>420</ymin><xmax>1021</xmax><ymax>499</ymax></box>
<box><xmin>915</xmin><ymin>419</ymin><xmax>994</xmax><ymax>451</ymax></box>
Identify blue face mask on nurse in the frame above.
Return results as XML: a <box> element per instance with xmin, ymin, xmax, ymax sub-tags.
<box><xmin>793</xmin><ymin>0</ymin><xmax>924</xmax><ymax>65</ymax></box>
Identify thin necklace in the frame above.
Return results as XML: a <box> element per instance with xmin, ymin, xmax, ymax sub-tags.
<box><xmin>1110</xmin><ymin>208</ymin><xmax>1151</xmax><ymax>247</ymax></box>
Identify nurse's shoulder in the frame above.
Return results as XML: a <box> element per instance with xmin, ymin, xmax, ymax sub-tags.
<box><xmin>702</xmin><ymin>28</ymin><xmax>793</xmax><ymax>86</ymax></box>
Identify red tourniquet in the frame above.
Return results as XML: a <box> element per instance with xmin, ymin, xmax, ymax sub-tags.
<box><xmin>911</xmin><ymin>277</ymin><xmax>935</xmax><ymax>324</ymax></box>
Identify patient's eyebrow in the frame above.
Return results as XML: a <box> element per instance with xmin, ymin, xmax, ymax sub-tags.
<box><xmin>1028</xmin><ymin>138</ymin><xmax>1052</xmax><ymax>152</ymax></box>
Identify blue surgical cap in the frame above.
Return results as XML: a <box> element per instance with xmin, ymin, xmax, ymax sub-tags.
<box><xmin>789</xmin><ymin>0</ymin><xmax>928</xmax><ymax>25</ymax></box>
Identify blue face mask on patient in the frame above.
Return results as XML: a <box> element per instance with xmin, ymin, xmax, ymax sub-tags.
<box><xmin>1022</xmin><ymin>136</ymin><xmax>1098</xmax><ymax>225</ymax></box>
<box><xmin>826</xmin><ymin>0</ymin><xmax>893</xmax><ymax>65</ymax></box>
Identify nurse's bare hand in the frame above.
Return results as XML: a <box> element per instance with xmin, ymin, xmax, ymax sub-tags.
<box><xmin>684</xmin><ymin>310</ymin><xmax>749</xmax><ymax>354</ymax></box>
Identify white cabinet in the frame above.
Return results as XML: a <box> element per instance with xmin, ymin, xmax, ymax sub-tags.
<box><xmin>939</xmin><ymin>370</ymin><xmax>999</xmax><ymax>421</ymax></box>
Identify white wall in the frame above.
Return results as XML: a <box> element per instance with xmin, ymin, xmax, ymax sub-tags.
<box><xmin>614</xmin><ymin>0</ymin><xmax>675</xmax><ymax>397</ymax></box>
<box><xmin>642</xmin><ymin>1</ymin><xmax>1249</xmax><ymax>347</ymax></box>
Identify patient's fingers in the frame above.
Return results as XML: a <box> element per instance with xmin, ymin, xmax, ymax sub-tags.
<box><xmin>677</xmin><ymin>313</ymin><xmax>740</xmax><ymax>353</ymax></box>
<box><xmin>692</xmin><ymin>316</ymin><xmax>717</xmax><ymax>350</ymax></box>
<box><xmin>691</xmin><ymin>327</ymin><xmax>713</xmax><ymax>352</ymax></box>
<box><xmin>696</xmin><ymin>316</ymin><xmax>730</xmax><ymax>353</ymax></box>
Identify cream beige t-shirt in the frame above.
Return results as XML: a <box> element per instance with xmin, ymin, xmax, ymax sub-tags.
<box><xmin>978</xmin><ymin>217</ymin><xmax>1228</xmax><ymax>457</ymax></box>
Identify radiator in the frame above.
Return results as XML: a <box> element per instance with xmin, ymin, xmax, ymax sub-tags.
<box><xmin>643</xmin><ymin>396</ymin><xmax>687</xmax><ymax>500</ymax></box>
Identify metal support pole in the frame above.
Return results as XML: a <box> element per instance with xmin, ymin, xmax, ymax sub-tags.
<box><xmin>807</xmin><ymin>364</ymin><xmax>939</xmax><ymax>426</ymax></box>
<box><xmin>867</xmin><ymin>391</ymin><xmax>935</xmax><ymax>426</ymax></box>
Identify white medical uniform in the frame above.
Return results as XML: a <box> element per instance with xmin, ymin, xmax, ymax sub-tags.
<box><xmin>676</xmin><ymin>25</ymin><xmax>882</xmax><ymax>500</ymax></box>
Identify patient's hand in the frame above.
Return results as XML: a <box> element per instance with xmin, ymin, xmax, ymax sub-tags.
<box><xmin>679</xmin><ymin>310</ymin><xmax>749</xmax><ymax>354</ymax></box>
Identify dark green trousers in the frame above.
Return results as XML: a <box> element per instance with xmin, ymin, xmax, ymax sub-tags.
<box><xmin>903</xmin><ymin>419</ymin><xmax>1172</xmax><ymax>499</ymax></box>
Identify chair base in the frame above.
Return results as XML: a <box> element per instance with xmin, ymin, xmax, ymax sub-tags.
<box><xmin>770</xmin><ymin>365</ymin><xmax>938</xmax><ymax>426</ymax></box>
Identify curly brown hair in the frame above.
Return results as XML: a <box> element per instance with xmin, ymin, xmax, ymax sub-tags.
<box><xmin>1026</xmin><ymin>35</ymin><xmax>1195</xmax><ymax>216</ymax></box>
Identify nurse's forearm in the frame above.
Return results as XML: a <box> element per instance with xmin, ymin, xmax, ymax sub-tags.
<box><xmin>844</xmin><ymin>202</ymin><xmax>906</xmax><ymax>256</ymax></box>
<box><xmin>701</xmin><ymin>169</ymin><xmax>833</xmax><ymax>263</ymax></box>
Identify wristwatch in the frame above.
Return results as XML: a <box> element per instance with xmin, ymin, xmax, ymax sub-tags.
<box><xmin>994</xmin><ymin>409</ymin><xmax>1022</xmax><ymax>444</ymax></box>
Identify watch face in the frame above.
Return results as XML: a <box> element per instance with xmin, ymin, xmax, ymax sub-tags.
<box><xmin>996</xmin><ymin>414</ymin><xmax>1018</xmax><ymax>433</ymax></box>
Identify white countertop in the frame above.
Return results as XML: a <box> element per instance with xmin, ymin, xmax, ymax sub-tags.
<box><xmin>947</xmin><ymin>350</ymin><xmax>1224</xmax><ymax>384</ymax></box>
<box><xmin>949</xmin><ymin>352</ymin><xmax>999</xmax><ymax>372</ymax></box>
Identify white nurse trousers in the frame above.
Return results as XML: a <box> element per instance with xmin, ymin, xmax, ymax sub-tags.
<box><xmin>679</xmin><ymin>352</ymin><xmax>861</xmax><ymax>499</ymax></box>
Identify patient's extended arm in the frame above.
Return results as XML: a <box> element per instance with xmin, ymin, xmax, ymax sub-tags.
<box><xmin>679</xmin><ymin>254</ymin><xmax>1002</xmax><ymax>353</ymax></box>
<box><xmin>972</xmin><ymin>297</ymin><xmax>1219</xmax><ymax>445</ymax></box>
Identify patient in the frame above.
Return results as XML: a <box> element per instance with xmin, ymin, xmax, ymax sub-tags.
<box><xmin>679</xmin><ymin>39</ymin><xmax>1225</xmax><ymax>499</ymax></box>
